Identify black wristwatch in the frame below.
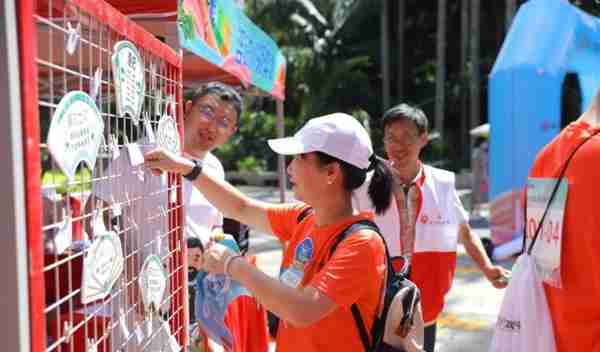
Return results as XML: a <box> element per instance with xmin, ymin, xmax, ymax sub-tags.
<box><xmin>183</xmin><ymin>159</ymin><xmax>203</xmax><ymax>181</ymax></box>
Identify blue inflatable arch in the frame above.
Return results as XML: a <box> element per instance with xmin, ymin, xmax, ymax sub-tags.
<box><xmin>489</xmin><ymin>0</ymin><xmax>600</xmax><ymax>245</ymax></box>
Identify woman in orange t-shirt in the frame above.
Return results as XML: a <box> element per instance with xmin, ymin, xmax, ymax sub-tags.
<box><xmin>144</xmin><ymin>113</ymin><xmax>394</xmax><ymax>352</ymax></box>
<box><xmin>528</xmin><ymin>98</ymin><xmax>600</xmax><ymax>352</ymax></box>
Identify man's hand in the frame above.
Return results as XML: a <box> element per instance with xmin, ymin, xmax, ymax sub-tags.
<box><xmin>484</xmin><ymin>265</ymin><xmax>511</xmax><ymax>289</ymax></box>
<box><xmin>144</xmin><ymin>148</ymin><xmax>195</xmax><ymax>176</ymax></box>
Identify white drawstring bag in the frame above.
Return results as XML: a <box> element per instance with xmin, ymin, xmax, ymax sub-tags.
<box><xmin>490</xmin><ymin>129</ymin><xmax>600</xmax><ymax>352</ymax></box>
<box><xmin>489</xmin><ymin>254</ymin><xmax>556</xmax><ymax>352</ymax></box>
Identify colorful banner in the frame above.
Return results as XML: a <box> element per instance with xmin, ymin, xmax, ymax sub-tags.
<box><xmin>178</xmin><ymin>0</ymin><xmax>286</xmax><ymax>100</ymax></box>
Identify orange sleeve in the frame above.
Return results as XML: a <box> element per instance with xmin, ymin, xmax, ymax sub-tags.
<box><xmin>266</xmin><ymin>203</ymin><xmax>310</xmax><ymax>242</ymax></box>
<box><xmin>310</xmin><ymin>231</ymin><xmax>385</xmax><ymax>308</ymax></box>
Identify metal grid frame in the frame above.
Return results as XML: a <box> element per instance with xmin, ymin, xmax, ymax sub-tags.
<box><xmin>18</xmin><ymin>0</ymin><xmax>186</xmax><ymax>351</ymax></box>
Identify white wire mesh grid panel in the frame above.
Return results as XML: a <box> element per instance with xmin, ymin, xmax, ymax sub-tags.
<box><xmin>35</xmin><ymin>1</ymin><xmax>185</xmax><ymax>351</ymax></box>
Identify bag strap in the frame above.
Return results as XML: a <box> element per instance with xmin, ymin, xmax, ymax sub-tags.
<box><xmin>525</xmin><ymin>129</ymin><xmax>600</xmax><ymax>255</ymax></box>
<box><xmin>351</xmin><ymin>303</ymin><xmax>372</xmax><ymax>352</ymax></box>
<box><xmin>292</xmin><ymin>213</ymin><xmax>397</xmax><ymax>351</ymax></box>
<box><xmin>328</xmin><ymin>220</ymin><xmax>402</xmax><ymax>352</ymax></box>
<box><xmin>328</xmin><ymin>221</ymin><xmax>380</xmax><ymax>352</ymax></box>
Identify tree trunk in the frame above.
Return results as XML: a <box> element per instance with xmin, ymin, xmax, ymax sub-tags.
<box><xmin>470</xmin><ymin>0</ymin><xmax>481</xmax><ymax>131</ymax></box>
<box><xmin>397</xmin><ymin>0</ymin><xmax>405</xmax><ymax>101</ymax></box>
<box><xmin>381</xmin><ymin>0</ymin><xmax>391</xmax><ymax>111</ymax></box>
<box><xmin>435</xmin><ymin>0</ymin><xmax>447</xmax><ymax>136</ymax></box>
<box><xmin>276</xmin><ymin>100</ymin><xmax>286</xmax><ymax>202</ymax></box>
<box><xmin>505</xmin><ymin>0</ymin><xmax>516</xmax><ymax>31</ymax></box>
<box><xmin>460</xmin><ymin>0</ymin><xmax>469</xmax><ymax>162</ymax></box>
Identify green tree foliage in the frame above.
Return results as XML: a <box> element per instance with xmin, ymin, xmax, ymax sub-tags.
<box><xmin>215</xmin><ymin>0</ymin><xmax>600</xmax><ymax>171</ymax></box>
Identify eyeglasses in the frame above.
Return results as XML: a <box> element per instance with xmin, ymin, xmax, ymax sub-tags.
<box><xmin>383</xmin><ymin>133</ymin><xmax>421</xmax><ymax>146</ymax></box>
<box><xmin>195</xmin><ymin>103</ymin><xmax>235</xmax><ymax>130</ymax></box>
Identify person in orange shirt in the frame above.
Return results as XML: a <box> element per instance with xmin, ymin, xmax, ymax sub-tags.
<box><xmin>144</xmin><ymin>113</ymin><xmax>394</xmax><ymax>352</ymax></box>
<box><xmin>527</xmin><ymin>91</ymin><xmax>600</xmax><ymax>352</ymax></box>
<box><xmin>353</xmin><ymin>104</ymin><xmax>510</xmax><ymax>352</ymax></box>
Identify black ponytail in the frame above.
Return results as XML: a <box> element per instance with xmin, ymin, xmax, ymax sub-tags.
<box><xmin>367</xmin><ymin>155</ymin><xmax>393</xmax><ymax>215</ymax></box>
<box><xmin>314</xmin><ymin>152</ymin><xmax>393</xmax><ymax>215</ymax></box>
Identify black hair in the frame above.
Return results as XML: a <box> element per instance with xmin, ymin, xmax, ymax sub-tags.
<box><xmin>314</xmin><ymin>152</ymin><xmax>393</xmax><ymax>215</ymax></box>
<box><xmin>382</xmin><ymin>103</ymin><xmax>428</xmax><ymax>135</ymax></box>
<box><xmin>185</xmin><ymin>82</ymin><xmax>244</xmax><ymax>122</ymax></box>
<box><xmin>186</xmin><ymin>237</ymin><xmax>204</xmax><ymax>252</ymax></box>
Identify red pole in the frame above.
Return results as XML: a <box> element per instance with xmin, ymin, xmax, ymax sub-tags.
<box><xmin>17</xmin><ymin>0</ymin><xmax>47</xmax><ymax>350</ymax></box>
<box><xmin>173</xmin><ymin>54</ymin><xmax>189</xmax><ymax>348</ymax></box>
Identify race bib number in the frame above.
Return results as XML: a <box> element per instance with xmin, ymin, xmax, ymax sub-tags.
<box><xmin>526</xmin><ymin>177</ymin><xmax>568</xmax><ymax>288</ymax></box>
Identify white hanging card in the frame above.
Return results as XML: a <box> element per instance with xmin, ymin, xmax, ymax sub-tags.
<box><xmin>170</xmin><ymin>188</ymin><xmax>177</xmax><ymax>204</ymax></box>
<box><xmin>127</xmin><ymin>143</ymin><xmax>145</xmax><ymax>167</ymax></box>
<box><xmin>111</xmin><ymin>201</ymin><xmax>122</xmax><ymax>217</ymax></box>
<box><xmin>53</xmin><ymin>214</ymin><xmax>73</xmax><ymax>254</ymax></box>
<box><xmin>90</xmin><ymin>68</ymin><xmax>102</xmax><ymax>100</ymax></box>
<box><xmin>139</xmin><ymin>255</ymin><xmax>168</xmax><ymax>313</ymax></box>
<box><xmin>154</xmin><ymin>90</ymin><xmax>163</xmax><ymax>117</ymax></box>
<box><xmin>81</xmin><ymin>233</ymin><xmax>124</xmax><ymax>304</ymax></box>
<box><xmin>86</xmin><ymin>338</ymin><xmax>98</xmax><ymax>352</ymax></box>
<box><xmin>156</xmin><ymin>115</ymin><xmax>181</xmax><ymax>155</ymax></box>
<box><xmin>146</xmin><ymin>317</ymin><xmax>153</xmax><ymax>337</ymax></box>
<box><xmin>144</xmin><ymin>114</ymin><xmax>156</xmax><ymax>144</ymax></box>
<box><xmin>47</xmin><ymin>91</ymin><xmax>104</xmax><ymax>182</ymax></box>
<box><xmin>119</xmin><ymin>309</ymin><xmax>130</xmax><ymax>338</ymax></box>
<box><xmin>136</xmin><ymin>167</ymin><xmax>145</xmax><ymax>182</ymax></box>
<box><xmin>108</xmin><ymin>134</ymin><xmax>120</xmax><ymax>161</ymax></box>
<box><xmin>65</xmin><ymin>22</ymin><xmax>81</xmax><ymax>55</ymax></box>
<box><xmin>92</xmin><ymin>208</ymin><xmax>108</xmax><ymax>237</ymax></box>
<box><xmin>135</xmin><ymin>324</ymin><xmax>145</xmax><ymax>344</ymax></box>
<box><xmin>112</xmin><ymin>41</ymin><xmax>145</xmax><ymax>125</ymax></box>
<box><xmin>166</xmin><ymin>95</ymin><xmax>176</xmax><ymax>116</ymax></box>
<box><xmin>63</xmin><ymin>321</ymin><xmax>73</xmax><ymax>342</ymax></box>
<box><xmin>150</xmin><ymin>62</ymin><xmax>157</xmax><ymax>91</ymax></box>
<box><xmin>156</xmin><ymin>233</ymin><xmax>163</xmax><ymax>256</ymax></box>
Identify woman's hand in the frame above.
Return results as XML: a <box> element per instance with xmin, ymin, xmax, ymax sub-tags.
<box><xmin>144</xmin><ymin>148</ymin><xmax>195</xmax><ymax>176</ymax></box>
<box><xmin>202</xmin><ymin>242</ymin><xmax>238</xmax><ymax>275</ymax></box>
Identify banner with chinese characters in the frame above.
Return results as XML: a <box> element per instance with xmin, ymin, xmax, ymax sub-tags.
<box><xmin>177</xmin><ymin>0</ymin><xmax>286</xmax><ymax>100</ymax></box>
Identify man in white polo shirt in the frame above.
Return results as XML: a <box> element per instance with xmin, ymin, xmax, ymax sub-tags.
<box><xmin>353</xmin><ymin>103</ymin><xmax>510</xmax><ymax>352</ymax></box>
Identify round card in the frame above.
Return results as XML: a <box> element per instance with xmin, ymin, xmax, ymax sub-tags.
<box><xmin>47</xmin><ymin>91</ymin><xmax>104</xmax><ymax>182</ymax></box>
<box><xmin>156</xmin><ymin>114</ymin><xmax>181</xmax><ymax>154</ymax></box>
<box><xmin>139</xmin><ymin>255</ymin><xmax>168</xmax><ymax>312</ymax></box>
<box><xmin>112</xmin><ymin>40</ymin><xmax>145</xmax><ymax>125</ymax></box>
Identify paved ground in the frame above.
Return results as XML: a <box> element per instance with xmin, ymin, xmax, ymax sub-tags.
<box><xmin>239</xmin><ymin>186</ymin><xmax>513</xmax><ymax>352</ymax></box>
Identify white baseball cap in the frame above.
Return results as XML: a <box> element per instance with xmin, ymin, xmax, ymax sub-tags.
<box><xmin>267</xmin><ymin>113</ymin><xmax>373</xmax><ymax>169</ymax></box>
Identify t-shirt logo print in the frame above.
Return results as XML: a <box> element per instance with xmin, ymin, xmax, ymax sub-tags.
<box><xmin>420</xmin><ymin>211</ymin><xmax>450</xmax><ymax>225</ymax></box>
<box><xmin>294</xmin><ymin>237</ymin><xmax>314</xmax><ymax>268</ymax></box>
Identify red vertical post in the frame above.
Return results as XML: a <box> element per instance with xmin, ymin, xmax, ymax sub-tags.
<box><xmin>17</xmin><ymin>0</ymin><xmax>47</xmax><ymax>351</ymax></box>
<box><xmin>177</xmin><ymin>58</ymin><xmax>189</xmax><ymax>348</ymax></box>
<box><xmin>169</xmin><ymin>57</ymin><xmax>188</xmax><ymax>348</ymax></box>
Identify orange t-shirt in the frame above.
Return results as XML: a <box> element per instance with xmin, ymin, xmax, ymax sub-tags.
<box><xmin>267</xmin><ymin>204</ymin><xmax>386</xmax><ymax>352</ymax></box>
<box><xmin>529</xmin><ymin>120</ymin><xmax>600</xmax><ymax>352</ymax></box>
<box><xmin>223</xmin><ymin>256</ymin><xmax>270</xmax><ymax>352</ymax></box>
